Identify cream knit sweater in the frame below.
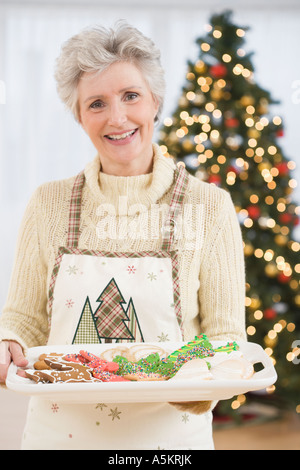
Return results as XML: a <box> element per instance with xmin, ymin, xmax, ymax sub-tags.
<box><xmin>0</xmin><ymin>144</ymin><xmax>246</xmax><ymax>349</ymax></box>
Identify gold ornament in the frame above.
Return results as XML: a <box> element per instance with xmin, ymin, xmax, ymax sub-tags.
<box><xmin>244</xmin><ymin>243</ymin><xmax>254</xmax><ymax>256</ymax></box>
<box><xmin>265</xmin><ymin>263</ymin><xmax>278</xmax><ymax>277</ymax></box>
<box><xmin>250</xmin><ymin>297</ymin><xmax>261</xmax><ymax>309</ymax></box>
<box><xmin>179</xmin><ymin>96</ymin><xmax>188</xmax><ymax>107</ymax></box>
<box><xmin>195</xmin><ymin>60</ymin><xmax>206</xmax><ymax>74</ymax></box>
<box><xmin>247</xmin><ymin>129</ymin><xmax>261</xmax><ymax>139</ymax></box>
<box><xmin>258</xmin><ymin>161</ymin><xmax>272</xmax><ymax>171</ymax></box>
<box><xmin>257</xmin><ymin>98</ymin><xmax>269</xmax><ymax>114</ymax></box>
<box><xmin>182</xmin><ymin>140</ymin><xmax>194</xmax><ymax>152</ymax></box>
<box><xmin>275</xmin><ymin>234</ymin><xmax>288</xmax><ymax>246</ymax></box>
<box><xmin>210</xmin><ymin>89</ymin><xmax>223</xmax><ymax>100</ymax></box>
<box><xmin>240</xmin><ymin>95</ymin><xmax>255</xmax><ymax>107</ymax></box>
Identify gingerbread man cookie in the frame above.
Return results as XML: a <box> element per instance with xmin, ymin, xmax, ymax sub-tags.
<box><xmin>33</xmin><ymin>353</ymin><xmax>64</xmax><ymax>370</ymax></box>
<box><xmin>25</xmin><ymin>358</ymin><xmax>95</xmax><ymax>383</ymax></box>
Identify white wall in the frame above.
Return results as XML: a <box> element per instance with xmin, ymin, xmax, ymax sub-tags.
<box><xmin>0</xmin><ymin>0</ymin><xmax>300</xmax><ymax>310</ymax></box>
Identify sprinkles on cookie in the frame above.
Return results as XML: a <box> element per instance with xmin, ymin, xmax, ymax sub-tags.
<box><xmin>23</xmin><ymin>336</ymin><xmax>241</xmax><ymax>384</ymax></box>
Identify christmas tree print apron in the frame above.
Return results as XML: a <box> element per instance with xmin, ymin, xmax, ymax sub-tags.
<box><xmin>21</xmin><ymin>166</ymin><xmax>214</xmax><ymax>450</ymax></box>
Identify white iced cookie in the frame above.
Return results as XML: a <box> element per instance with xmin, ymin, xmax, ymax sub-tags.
<box><xmin>210</xmin><ymin>357</ymin><xmax>254</xmax><ymax>380</ymax></box>
<box><xmin>209</xmin><ymin>351</ymin><xmax>243</xmax><ymax>366</ymax></box>
<box><xmin>100</xmin><ymin>344</ymin><xmax>168</xmax><ymax>362</ymax></box>
<box><xmin>100</xmin><ymin>346</ymin><xmax>131</xmax><ymax>362</ymax></box>
<box><xmin>128</xmin><ymin>344</ymin><xmax>168</xmax><ymax>361</ymax></box>
<box><xmin>171</xmin><ymin>358</ymin><xmax>212</xmax><ymax>381</ymax></box>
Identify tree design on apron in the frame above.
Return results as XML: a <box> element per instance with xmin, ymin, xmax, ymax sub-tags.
<box><xmin>47</xmin><ymin>165</ymin><xmax>188</xmax><ymax>346</ymax></box>
<box><xmin>73</xmin><ymin>278</ymin><xmax>144</xmax><ymax>344</ymax></box>
<box><xmin>94</xmin><ymin>277</ymin><xmax>144</xmax><ymax>343</ymax></box>
<box><xmin>72</xmin><ymin>297</ymin><xmax>100</xmax><ymax>344</ymax></box>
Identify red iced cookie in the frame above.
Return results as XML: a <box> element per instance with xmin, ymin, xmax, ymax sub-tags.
<box><xmin>103</xmin><ymin>361</ymin><xmax>119</xmax><ymax>373</ymax></box>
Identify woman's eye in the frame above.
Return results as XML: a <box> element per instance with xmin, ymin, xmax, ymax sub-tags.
<box><xmin>90</xmin><ymin>100</ymin><xmax>104</xmax><ymax>109</ymax></box>
<box><xmin>125</xmin><ymin>92</ymin><xmax>139</xmax><ymax>101</ymax></box>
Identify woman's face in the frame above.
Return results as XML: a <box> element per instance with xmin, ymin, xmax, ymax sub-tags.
<box><xmin>77</xmin><ymin>61</ymin><xmax>159</xmax><ymax>176</ymax></box>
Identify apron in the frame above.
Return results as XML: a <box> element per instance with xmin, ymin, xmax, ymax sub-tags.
<box><xmin>21</xmin><ymin>165</ymin><xmax>214</xmax><ymax>450</ymax></box>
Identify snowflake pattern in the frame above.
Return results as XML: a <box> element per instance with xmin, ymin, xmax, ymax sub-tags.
<box><xmin>65</xmin><ymin>299</ymin><xmax>74</xmax><ymax>308</ymax></box>
<box><xmin>147</xmin><ymin>272</ymin><xmax>157</xmax><ymax>281</ymax></box>
<box><xmin>51</xmin><ymin>403</ymin><xmax>59</xmax><ymax>413</ymax></box>
<box><xmin>127</xmin><ymin>265</ymin><xmax>136</xmax><ymax>274</ymax></box>
<box><xmin>182</xmin><ymin>413</ymin><xmax>189</xmax><ymax>423</ymax></box>
<box><xmin>66</xmin><ymin>265</ymin><xmax>78</xmax><ymax>275</ymax></box>
<box><xmin>157</xmin><ymin>332</ymin><xmax>170</xmax><ymax>342</ymax></box>
<box><xmin>108</xmin><ymin>407</ymin><xmax>122</xmax><ymax>421</ymax></box>
<box><xmin>95</xmin><ymin>403</ymin><xmax>107</xmax><ymax>411</ymax></box>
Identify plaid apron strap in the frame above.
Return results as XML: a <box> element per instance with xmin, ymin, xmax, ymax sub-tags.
<box><xmin>67</xmin><ymin>171</ymin><xmax>85</xmax><ymax>248</ymax></box>
<box><xmin>67</xmin><ymin>166</ymin><xmax>188</xmax><ymax>250</ymax></box>
<box><xmin>161</xmin><ymin>165</ymin><xmax>190</xmax><ymax>251</ymax></box>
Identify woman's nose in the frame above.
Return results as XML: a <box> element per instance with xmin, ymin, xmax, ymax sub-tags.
<box><xmin>107</xmin><ymin>102</ymin><xmax>127</xmax><ymax>127</ymax></box>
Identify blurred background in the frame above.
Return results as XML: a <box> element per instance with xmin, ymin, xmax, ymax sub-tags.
<box><xmin>0</xmin><ymin>0</ymin><xmax>299</xmax><ymax>449</ymax></box>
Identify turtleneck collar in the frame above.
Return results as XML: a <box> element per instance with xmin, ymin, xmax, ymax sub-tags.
<box><xmin>84</xmin><ymin>143</ymin><xmax>176</xmax><ymax>209</ymax></box>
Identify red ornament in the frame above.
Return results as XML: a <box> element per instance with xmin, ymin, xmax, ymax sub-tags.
<box><xmin>210</xmin><ymin>63</ymin><xmax>227</xmax><ymax>78</ymax></box>
<box><xmin>226</xmin><ymin>165</ymin><xmax>239</xmax><ymax>174</ymax></box>
<box><xmin>263</xmin><ymin>308</ymin><xmax>277</xmax><ymax>320</ymax></box>
<box><xmin>208</xmin><ymin>174</ymin><xmax>222</xmax><ymax>185</ymax></box>
<box><xmin>279</xmin><ymin>213</ymin><xmax>293</xmax><ymax>224</ymax></box>
<box><xmin>225</xmin><ymin>118</ymin><xmax>239</xmax><ymax>128</ymax></box>
<box><xmin>276</xmin><ymin>129</ymin><xmax>284</xmax><ymax>137</ymax></box>
<box><xmin>293</xmin><ymin>216</ymin><xmax>300</xmax><ymax>226</ymax></box>
<box><xmin>246</xmin><ymin>205</ymin><xmax>261</xmax><ymax>219</ymax></box>
<box><xmin>275</xmin><ymin>162</ymin><xmax>289</xmax><ymax>175</ymax></box>
<box><xmin>277</xmin><ymin>272</ymin><xmax>291</xmax><ymax>283</ymax></box>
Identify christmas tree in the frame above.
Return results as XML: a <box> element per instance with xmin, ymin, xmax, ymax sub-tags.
<box><xmin>159</xmin><ymin>10</ymin><xmax>300</xmax><ymax>415</ymax></box>
<box><xmin>94</xmin><ymin>278</ymin><xmax>134</xmax><ymax>342</ymax></box>
<box><xmin>73</xmin><ymin>297</ymin><xmax>101</xmax><ymax>344</ymax></box>
<box><xmin>125</xmin><ymin>298</ymin><xmax>144</xmax><ymax>343</ymax></box>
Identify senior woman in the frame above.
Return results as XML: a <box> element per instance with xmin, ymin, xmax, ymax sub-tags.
<box><xmin>0</xmin><ymin>22</ymin><xmax>246</xmax><ymax>450</ymax></box>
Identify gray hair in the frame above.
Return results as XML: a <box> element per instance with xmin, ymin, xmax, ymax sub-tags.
<box><xmin>54</xmin><ymin>21</ymin><xmax>165</xmax><ymax>122</ymax></box>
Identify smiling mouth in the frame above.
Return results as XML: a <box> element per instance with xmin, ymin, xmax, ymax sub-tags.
<box><xmin>105</xmin><ymin>129</ymin><xmax>138</xmax><ymax>141</ymax></box>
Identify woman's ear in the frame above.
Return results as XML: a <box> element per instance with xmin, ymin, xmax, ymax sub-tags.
<box><xmin>152</xmin><ymin>95</ymin><xmax>160</xmax><ymax>121</ymax></box>
<box><xmin>76</xmin><ymin>102</ymin><xmax>84</xmax><ymax>128</ymax></box>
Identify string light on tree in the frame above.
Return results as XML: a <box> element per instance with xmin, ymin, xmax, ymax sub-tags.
<box><xmin>159</xmin><ymin>10</ymin><xmax>300</xmax><ymax>418</ymax></box>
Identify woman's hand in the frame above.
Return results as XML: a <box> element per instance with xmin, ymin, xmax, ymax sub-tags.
<box><xmin>169</xmin><ymin>401</ymin><xmax>212</xmax><ymax>415</ymax></box>
<box><xmin>0</xmin><ymin>341</ymin><xmax>28</xmax><ymax>384</ymax></box>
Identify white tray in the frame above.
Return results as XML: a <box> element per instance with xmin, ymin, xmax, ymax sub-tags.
<box><xmin>6</xmin><ymin>341</ymin><xmax>277</xmax><ymax>403</ymax></box>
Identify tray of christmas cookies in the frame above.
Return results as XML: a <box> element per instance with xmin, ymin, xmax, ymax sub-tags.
<box><xmin>6</xmin><ymin>335</ymin><xmax>277</xmax><ymax>403</ymax></box>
